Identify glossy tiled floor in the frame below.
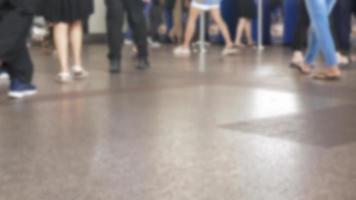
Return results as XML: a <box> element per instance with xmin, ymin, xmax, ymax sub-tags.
<box><xmin>1</xmin><ymin>45</ymin><xmax>356</xmax><ymax>200</ymax></box>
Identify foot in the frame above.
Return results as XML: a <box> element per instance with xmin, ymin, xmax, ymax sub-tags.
<box><xmin>291</xmin><ymin>51</ymin><xmax>305</xmax><ymax>65</ymax></box>
<box><xmin>173</xmin><ymin>46</ymin><xmax>191</xmax><ymax>57</ymax></box>
<box><xmin>222</xmin><ymin>46</ymin><xmax>238</xmax><ymax>56</ymax></box>
<box><xmin>0</xmin><ymin>69</ymin><xmax>9</xmax><ymax>80</ymax></box>
<box><xmin>137</xmin><ymin>57</ymin><xmax>150</xmax><ymax>70</ymax></box>
<box><xmin>148</xmin><ymin>38</ymin><xmax>161</xmax><ymax>49</ymax></box>
<box><xmin>247</xmin><ymin>41</ymin><xmax>255</xmax><ymax>47</ymax></box>
<box><xmin>234</xmin><ymin>42</ymin><xmax>245</xmax><ymax>48</ymax></box>
<box><xmin>109</xmin><ymin>59</ymin><xmax>121</xmax><ymax>74</ymax></box>
<box><xmin>73</xmin><ymin>65</ymin><xmax>89</xmax><ymax>79</ymax></box>
<box><xmin>56</xmin><ymin>72</ymin><xmax>73</xmax><ymax>83</ymax></box>
<box><xmin>8</xmin><ymin>80</ymin><xmax>37</xmax><ymax>99</ymax></box>
<box><xmin>290</xmin><ymin>62</ymin><xmax>311</xmax><ymax>75</ymax></box>
<box><xmin>337</xmin><ymin>52</ymin><xmax>349</xmax><ymax>66</ymax></box>
<box><xmin>313</xmin><ymin>67</ymin><xmax>341</xmax><ymax>80</ymax></box>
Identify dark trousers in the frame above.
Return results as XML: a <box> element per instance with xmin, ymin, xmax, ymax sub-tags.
<box><xmin>292</xmin><ymin>0</ymin><xmax>309</xmax><ymax>51</ymax></box>
<box><xmin>332</xmin><ymin>0</ymin><xmax>352</xmax><ymax>54</ymax></box>
<box><xmin>149</xmin><ymin>3</ymin><xmax>163</xmax><ymax>42</ymax></box>
<box><xmin>0</xmin><ymin>7</ymin><xmax>33</xmax><ymax>83</ymax></box>
<box><xmin>105</xmin><ymin>0</ymin><xmax>148</xmax><ymax>61</ymax></box>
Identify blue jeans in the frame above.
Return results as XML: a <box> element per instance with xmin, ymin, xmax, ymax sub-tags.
<box><xmin>305</xmin><ymin>0</ymin><xmax>337</xmax><ymax>67</ymax></box>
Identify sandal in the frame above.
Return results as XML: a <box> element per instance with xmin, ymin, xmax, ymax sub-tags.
<box><xmin>312</xmin><ymin>72</ymin><xmax>341</xmax><ymax>81</ymax></box>
<box><xmin>56</xmin><ymin>72</ymin><xmax>73</xmax><ymax>83</ymax></box>
<box><xmin>235</xmin><ymin>43</ymin><xmax>246</xmax><ymax>49</ymax></box>
<box><xmin>73</xmin><ymin>66</ymin><xmax>89</xmax><ymax>80</ymax></box>
<box><xmin>222</xmin><ymin>47</ymin><xmax>238</xmax><ymax>56</ymax></box>
<box><xmin>290</xmin><ymin>62</ymin><xmax>311</xmax><ymax>74</ymax></box>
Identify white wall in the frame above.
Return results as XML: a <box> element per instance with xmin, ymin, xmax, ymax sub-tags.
<box><xmin>89</xmin><ymin>0</ymin><xmax>106</xmax><ymax>34</ymax></box>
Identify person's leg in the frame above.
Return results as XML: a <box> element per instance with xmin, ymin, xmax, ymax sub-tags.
<box><xmin>69</xmin><ymin>20</ymin><xmax>83</xmax><ymax>68</ymax></box>
<box><xmin>0</xmin><ymin>11</ymin><xmax>33</xmax><ymax>82</ymax></box>
<box><xmin>53</xmin><ymin>22</ymin><xmax>70</xmax><ymax>78</ymax></box>
<box><xmin>332</xmin><ymin>0</ymin><xmax>352</xmax><ymax>64</ymax></box>
<box><xmin>235</xmin><ymin>18</ymin><xmax>246</xmax><ymax>47</ymax></box>
<box><xmin>105</xmin><ymin>0</ymin><xmax>124</xmax><ymax>65</ymax></box>
<box><xmin>305</xmin><ymin>0</ymin><xmax>340</xmax><ymax>77</ymax></box>
<box><xmin>69</xmin><ymin>20</ymin><xmax>89</xmax><ymax>78</ymax></box>
<box><xmin>7</xmin><ymin>44</ymin><xmax>33</xmax><ymax>84</ymax></box>
<box><xmin>0</xmin><ymin>10</ymin><xmax>37</xmax><ymax>97</ymax></box>
<box><xmin>170</xmin><ymin>0</ymin><xmax>184</xmax><ymax>43</ymax></box>
<box><xmin>182</xmin><ymin>6</ymin><xmax>202</xmax><ymax>48</ymax></box>
<box><xmin>149</xmin><ymin>3</ymin><xmax>163</xmax><ymax>43</ymax></box>
<box><xmin>209</xmin><ymin>7</ymin><xmax>234</xmax><ymax>48</ymax></box>
<box><xmin>125</xmin><ymin>0</ymin><xmax>149</xmax><ymax>59</ymax></box>
<box><xmin>245</xmin><ymin>19</ymin><xmax>254</xmax><ymax>46</ymax></box>
<box><xmin>291</xmin><ymin>0</ymin><xmax>309</xmax><ymax>64</ymax></box>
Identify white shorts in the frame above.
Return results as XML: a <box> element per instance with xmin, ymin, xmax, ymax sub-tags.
<box><xmin>191</xmin><ymin>1</ymin><xmax>220</xmax><ymax>11</ymax></box>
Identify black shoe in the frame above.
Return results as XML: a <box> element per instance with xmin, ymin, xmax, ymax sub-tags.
<box><xmin>109</xmin><ymin>59</ymin><xmax>121</xmax><ymax>74</ymax></box>
<box><xmin>136</xmin><ymin>57</ymin><xmax>150</xmax><ymax>70</ymax></box>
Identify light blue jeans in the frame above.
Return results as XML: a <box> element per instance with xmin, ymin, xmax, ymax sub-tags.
<box><xmin>305</xmin><ymin>0</ymin><xmax>337</xmax><ymax>67</ymax></box>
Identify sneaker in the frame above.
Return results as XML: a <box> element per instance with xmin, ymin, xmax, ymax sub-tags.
<box><xmin>148</xmin><ymin>38</ymin><xmax>161</xmax><ymax>49</ymax></box>
<box><xmin>8</xmin><ymin>80</ymin><xmax>37</xmax><ymax>99</ymax></box>
<box><xmin>222</xmin><ymin>47</ymin><xmax>238</xmax><ymax>56</ymax></box>
<box><xmin>136</xmin><ymin>57</ymin><xmax>150</xmax><ymax>70</ymax></box>
<box><xmin>0</xmin><ymin>69</ymin><xmax>9</xmax><ymax>80</ymax></box>
<box><xmin>56</xmin><ymin>72</ymin><xmax>73</xmax><ymax>83</ymax></box>
<box><xmin>109</xmin><ymin>59</ymin><xmax>121</xmax><ymax>74</ymax></box>
<box><xmin>72</xmin><ymin>65</ymin><xmax>89</xmax><ymax>79</ymax></box>
<box><xmin>173</xmin><ymin>46</ymin><xmax>191</xmax><ymax>57</ymax></box>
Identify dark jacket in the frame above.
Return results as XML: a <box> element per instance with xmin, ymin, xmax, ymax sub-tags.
<box><xmin>1</xmin><ymin>0</ymin><xmax>41</xmax><ymax>14</ymax></box>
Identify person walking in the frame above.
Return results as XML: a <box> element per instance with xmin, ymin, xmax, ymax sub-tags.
<box><xmin>41</xmin><ymin>0</ymin><xmax>94</xmax><ymax>83</ymax></box>
<box><xmin>173</xmin><ymin>0</ymin><xmax>237</xmax><ymax>56</ymax></box>
<box><xmin>105</xmin><ymin>0</ymin><xmax>150</xmax><ymax>73</ymax></box>
<box><xmin>0</xmin><ymin>0</ymin><xmax>40</xmax><ymax>98</ymax></box>
<box><xmin>234</xmin><ymin>0</ymin><xmax>256</xmax><ymax>48</ymax></box>
<box><xmin>295</xmin><ymin>0</ymin><xmax>341</xmax><ymax>80</ymax></box>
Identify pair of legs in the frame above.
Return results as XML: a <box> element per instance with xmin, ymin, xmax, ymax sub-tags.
<box><xmin>300</xmin><ymin>0</ymin><xmax>341</xmax><ymax>78</ymax></box>
<box><xmin>0</xmin><ymin>8</ymin><xmax>34</xmax><ymax>85</ymax></box>
<box><xmin>332</xmin><ymin>0</ymin><xmax>353</xmax><ymax>65</ymax></box>
<box><xmin>0</xmin><ymin>7</ymin><xmax>37</xmax><ymax>97</ymax></box>
<box><xmin>291</xmin><ymin>0</ymin><xmax>309</xmax><ymax>65</ymax></box>
<box><xmin>105</xmin><ymin>0</ymin><xmax>149</xmax><ymax>69</ymax></box>
<box><xmin>53</xmin><ymin>20</ymin><xmax>87</xmax><ymax>81</ymax></box>
<box><xmin>105</xmin><ymin>0</ymin><xmax>149</xmax><ymax>72</ymax></box>
<box><xmin>181</xmin><ymin>5</ymin><xmax>234</xmax><ymax>49</ymax></box>
<box><xmin>235</xmin><ymin>17</ymin><xmax>254</xmax><ymax>47</ymax></box>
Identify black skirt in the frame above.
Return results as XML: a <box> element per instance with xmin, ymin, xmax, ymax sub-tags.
<box><xmin>41</xmin><ymin>0</ymin><xmax>94</xmax><ymax>23</ymax></box>
<box><xmin>238</xmin><ymin>0</ymin><xmax>256</xmax><ymax>19</ymax></box>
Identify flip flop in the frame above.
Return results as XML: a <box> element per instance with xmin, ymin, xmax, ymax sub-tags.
<box><xmin>312</xmin><ymin>72</ymin><xmax>341</xmax><ymax>81</ymax></box>
<box><xmin>290</xmin><ymin>62</ymin><xmax>310</xmax><ymax>74</ymax></box>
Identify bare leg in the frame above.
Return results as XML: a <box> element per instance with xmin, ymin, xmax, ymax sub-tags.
<box><xmin>53</xmin><ymin>22</ymin><xmax>70</xmax><ymax>73</ymax></box>
<box><xmin>235</xmin><ymin>18</ymin><xmax>246</xmax><ymax>47</ymax></box>
<box><xmin>69</xmin><ymin>20</ymin><xmax>84</xmax><ymax>68</ymax></box>
<box><xmin>210</xmin><ymin>8</ymin><xmax>234</xmax><ymax>48</ymax></box>
<box><xmin>245</xmin><ymin>19</ymin><xmax>254</xmax><ymax>46</ymax></box>
<box><xmin>182</xmin><ymin>7</ymin><xmax>202</xmax><ymax>48</ymax></box>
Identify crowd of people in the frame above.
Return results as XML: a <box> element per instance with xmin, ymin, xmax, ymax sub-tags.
<box><xmin>0</xmin><ymin>0</ymin><xmax>355</xmax><ymax>99</ymax></box>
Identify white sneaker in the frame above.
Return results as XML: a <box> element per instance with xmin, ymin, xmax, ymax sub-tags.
<box><xmin>72</xmin><ymin>66</ymin><xmax>89</xmax><ymax>80</ymax></box>
<box><xmin>56</xmin><ymin>72</ymin><xmax>73</xmax><ymax>83</ymax></box>
<box><xmin>150</xmin><ymin>41</ymin><xmax>161</xmax><ymax>49</ymax></box>
<box><xmin>222</xmin><ymin>47</ymin><xmax>238</xmax><ymax>56</ymax></box>
<box><xmin>173</xmin><ymin>46</ymin><xmax>191</xmax><ymax>57</ymax></box>
<box><xmin>148</xmin><ymin>38</ymin><xmax>161</xmax><ymax>49</ymax></box>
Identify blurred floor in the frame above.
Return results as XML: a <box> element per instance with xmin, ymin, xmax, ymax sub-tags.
<box><xmin>1</xmin><ymin>45</ymin><xmax>356</xmax><ymax>200</ymax></box>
